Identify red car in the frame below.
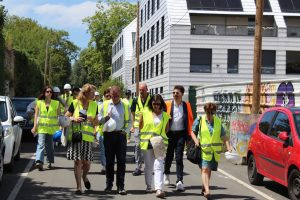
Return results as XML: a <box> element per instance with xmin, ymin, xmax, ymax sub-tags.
<box><xmin>247</xmin><ymin>107</ymin><xmax>300</xmax><ymax>200</ymax></box>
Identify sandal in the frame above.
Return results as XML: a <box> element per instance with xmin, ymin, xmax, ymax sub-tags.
<box><xmin>204</xmin><ymin>191</ymin><xmax>211</xmax><ymax>199</ymax></box>
<box><xmin>75</xmin><ymin>190</ymin><xmax>82</xmax><ymax>195</ymax></box>
<box><xmin>201</xmin><ymin>185</ymin><xmax>205</xmax><ymax>195</ymax></box>
<box><xmin>84</xmin><ymin>180</ymin><xmax>91</xmax><ymax>190</ymax></box>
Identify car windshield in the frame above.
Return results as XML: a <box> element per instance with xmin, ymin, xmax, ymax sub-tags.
<box><xmin>0</xmin><ymin>101</ymin><xmax>8</xmax><ymax>122</ymax></box>
<box><xmin>12</xmin><ymin>99</ymin><xmax>33</xmax><ymax>112</ymax></box>
<box><xmin>293</xmin><ymin>113</ymin><xmax>300</xmax><ymax>137</ymax></box>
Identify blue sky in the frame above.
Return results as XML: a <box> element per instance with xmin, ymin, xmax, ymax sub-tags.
<box><xmin>2</xmin><ymin>0</ymin><xmax>137</xmax><ymax>50</ymax></box>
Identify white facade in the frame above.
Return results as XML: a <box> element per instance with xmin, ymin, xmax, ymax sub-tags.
<box><xmin>112</xmin><ymin>0</ymin><xmax>300</xmax><ymax>99</ymax></box>
<box><xmin>111</xmin><ymin>18</ymin><xmax>137</xmax><ymax>88</ymax></box>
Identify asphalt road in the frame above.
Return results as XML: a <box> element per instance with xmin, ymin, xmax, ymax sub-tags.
<box><xmin>0</xmin><ymin>133</ymin><xmax>290</xmax><ymax>200</ymax></box>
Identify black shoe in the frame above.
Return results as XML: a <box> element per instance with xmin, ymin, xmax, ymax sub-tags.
<box><xmin>118</xmin><ymin>188</ymin><xmax>127</xmax><ymax>195</ymax></box>
<box><xmin>75</xmin><ymin>190</ymin><xmax>82</xmax><ymax>195</ymax></box>
<box><xmin>84</xmin><ymin>180</ymin><xmax>91</xmax><ymax>190</ymax></box>
<box><xmin>132</xmin><ymin>168</ymin><xmax>142</xmax><ymax>176</ymax></box>
<box><xmin>104</xmin><ymin>186</ymin><xmax>112</xmax><ymax>193</ymax></box>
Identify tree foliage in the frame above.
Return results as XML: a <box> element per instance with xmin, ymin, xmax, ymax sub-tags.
<box><xmin>3</xmin><ymin>15</ymin><xmax>79</xmax><ymax>95</ymax></box>
<box><xmin>0</xmin><ymin>4</ymin><xmax>6</xmax><ymax>94</ymax></box>
<box><xmin>81</xmin><ymin>0</ymin><xmax>137</xmax><ymax>85</ymax></box>
<box><xmin>98</xmin><ymin>78</ymin><xmax>124</xmax><ymax>98</ymax></box>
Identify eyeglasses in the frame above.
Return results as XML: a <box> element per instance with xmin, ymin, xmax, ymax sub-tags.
<box><xmin>152</xmin><ymin>103</ymin><xmax>161</xmax><ymax>106</ymax></box>
<box><xmin>46</xmin><ymin>90</ymin><xmax>52</xmax><ymax>94</ymax></box>
<box><xmin>105</xmin><ymin>95</ymin><xmax>111</xmax><ymax>98</ymax></box>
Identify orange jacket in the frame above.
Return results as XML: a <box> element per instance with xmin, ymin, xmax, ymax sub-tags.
<box><xmin>165</xmin><ymin>100</ymin><xmax>194</xmax><ymax>136</ymax></box>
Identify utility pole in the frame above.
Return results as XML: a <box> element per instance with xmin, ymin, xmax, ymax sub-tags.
<box><xmin>44</xmin><ymin>40</ymin><xmax>49</xmax><ymax>86</ymax></box>
<box><xmin>251</xmin><ymin>0</ymin><xmax>264</xmax><ymax>114</ymax></box>
<box><xmin>135</xmin><ymin>1</ymin><xmax>140</xmax><ymax>96</ymax></box>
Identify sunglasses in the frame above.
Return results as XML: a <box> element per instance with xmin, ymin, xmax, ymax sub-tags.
<box><xmin>46</xmin><ymin>90</ymin><xmax>52</xmax><ymax>94</ymax></box>
<box><xmin>105</xmin><ymin>95</ymin><xmax>111</xmax><ymax>98</ymax></box>
<box><xmin>152</xmin><ymin>103</ymin><xmax>161</xmax><ymax>106</ymax></box>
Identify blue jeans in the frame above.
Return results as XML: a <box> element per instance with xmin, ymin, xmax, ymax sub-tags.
<box><xmin>36</xmin><ymin>133</ymin><xmax>54</xmax><ymax>164</ymax></box>
<box><xmin>97</xmin><ymin>134</ymin><xmax>106</xmax><ymax>167</ymax></box>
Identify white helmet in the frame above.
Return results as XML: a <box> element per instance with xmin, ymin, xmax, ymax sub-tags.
<box><xmin>58</xmin><ymin>115</ymin><xmax>71</xmax><ymax>127</ymax></box>
<box><xmin>103</xmin><ymin>118</ymin><xmax>116</xmax><ymax>132</ymax></box>
<box><xmin>95</xmin><ymin>91</ymin><xmax>100</xmax><ymax>96</ymax></box>
<box><xmin>53</xmin><ymin>87</ymin><xmax>60</xmax><ymax>93</ymax></box>
<box><xmin>64</xmin><ymin>83</ymin><xmax>71</xmax><ymax>90</ymax></box>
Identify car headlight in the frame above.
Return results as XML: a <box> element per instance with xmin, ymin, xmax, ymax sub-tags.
<box><xmin>3</xmin><ymin>126</ymin><xmax>12</xmax><ymax>137</ymax></box>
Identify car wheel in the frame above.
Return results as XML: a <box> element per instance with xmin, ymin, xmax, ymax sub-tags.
<box><xmin>0</xmin><ymin>152</ymin><xmax>3</xmax><ymax>185</ymax></box>
<box><xmin>4</xmin><ymin>147</ymin><xmax>14</xmax><ymax>172</ymax></box>
<box><xmin>247</xmin><ymin>154</ymin><xmax>263</xmax><ymax>185</ymax></box>
<box><xmin>288</xmin><ymin>169</ymin><xmax>300</xmax><ymax>200</ymax></box>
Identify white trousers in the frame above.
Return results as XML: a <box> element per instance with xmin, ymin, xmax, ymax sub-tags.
<box><xmin>143</xmin><ymin>149</ymin><xmax>164</xmax><ymax>190</ymax></box>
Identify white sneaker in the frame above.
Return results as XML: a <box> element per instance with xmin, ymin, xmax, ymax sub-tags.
<box><xmin>164</xmin><ymin>174</ymin><xmax>170</xmax><ymax>185</ymax></box>
<box><xmin>176</xmin><ymin>181</ymin><xmax>184</xmax><ymax>191</ymax></box>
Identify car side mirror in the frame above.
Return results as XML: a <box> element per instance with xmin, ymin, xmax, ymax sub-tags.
<box><xmin>278</xmin><ymin>131</ymin><xmax>289</xmax><ymax>141</ymax></box>
<box><xmin>14</xmin><ymin>116</ymin><xmax>24</xmax><ymax>123</ymax></box>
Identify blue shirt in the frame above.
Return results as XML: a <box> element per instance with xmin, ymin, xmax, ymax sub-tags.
<box><xmin>98</xmin><ymin>100</ymin><xmax>132</xmax><ymax>134</ymax></box>
<box><xmin>192</xmin><ymin>116</ymin><xmax>225</xmax><ymax>137</ymax></box>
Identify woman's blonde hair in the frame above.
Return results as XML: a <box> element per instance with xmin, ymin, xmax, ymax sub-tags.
<box><xmin>77</xmin><ymin>83</ymin><xmax>96</xmax><ymax>102</ymax></box>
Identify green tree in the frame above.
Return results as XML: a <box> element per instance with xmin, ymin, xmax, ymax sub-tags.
<box><xmin>83</xmin><ymin>0</ymin><xmax>136</xmax><ymax>83</ymax></box>
<box><xmin>99</xmin><ymin>78</ymin><xmax>124</xmax><ymax>98</ymax></box>
<box><xmin>0</xmin><ymin>4</ymin><xmax>6</xmax><ymax>94</ymax></box>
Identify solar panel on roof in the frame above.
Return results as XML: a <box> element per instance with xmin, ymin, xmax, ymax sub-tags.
<box><xmin>278</xmin><ymin>0</ymin><xmax>300</xmax><ymax>13</ymax></box>
<box><xmin>186</xmin><ymin>0</ymin><xmax>243</xmax><ymax>11</ymax></box>
<box><xmin>187</xmin><ymin>0</ymin><xmax>201</xmax><ymax>9</ymax></box>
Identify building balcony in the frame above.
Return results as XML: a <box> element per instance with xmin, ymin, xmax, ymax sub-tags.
<box><xmin>287</xmin><ymin>27</ymin><xmax>300</xmax><ymax>37</ymax></box>
<box><xmin>191</xmin><ymin>24</ymin><xmax>277</xmax><ymax>37</ymax></box>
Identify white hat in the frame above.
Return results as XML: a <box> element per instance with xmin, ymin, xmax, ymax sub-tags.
<box><xmin>64</xmin><ymin>83</ymin><xmax>71</xmax><ymax>90</ymax></box>
<box><xmin>95</xmin><ymin>91</ymin><xmax>100</xmax><ymax>96</ymax></box>
<box><xmin>103</xmin><ymin>118</ymin><xmax>116</xmax><ymax>132</ymax></box>
<box><xmin>53</xmin><ymin>87</ymin><xmax>60</xmax><ymax>93</ymax></box>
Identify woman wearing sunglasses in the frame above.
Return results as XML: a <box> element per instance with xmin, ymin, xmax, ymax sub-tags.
<box><xmin>31</xmin><ymin>85</ymin><xmax>60</xmax><ymax>171</ymax></box>
<box><xmin>190</xmin><ymin>102</ymin><xmax>231</xmax><ymax>199</ymax></box>
<box><xmin>139</xmin><ymin>94</ymin><xmax>170</xmax><ymax>198</ymax></box>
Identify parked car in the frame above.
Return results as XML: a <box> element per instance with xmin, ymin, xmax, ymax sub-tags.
<box><xmin>0</xmin><ymin>96</ymin><xmax>24</xmax><ymax>171</ymax></box>
<box><xmin>11</xmin><ymin>97</ymin><xmax>35</xmax><ymax>130</ymax></box>
<box><xmin>0</xmin><ymin>120</ymin><xmax>4</xmax><ymax>184</ymax></box>
<box><xmin>247</xmin><ymin>107</ymin><xmax>300</xmax><ymax>200</ymax></box>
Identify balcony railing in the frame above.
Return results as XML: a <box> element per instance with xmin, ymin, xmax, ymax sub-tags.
<box><xmin>191</xmin><ymin>24</ymin><xmax>277</xmax><ymax>37</ymax></box>
<box><xmin>287</xmin><ymin>27</ymin><xmax>300</xmax><ymax>37</ymax></box>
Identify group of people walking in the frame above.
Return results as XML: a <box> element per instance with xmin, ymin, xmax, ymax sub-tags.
<box><xmin>30</xmin><ymin>82</ymin><xmax>231</xmax><ymax>199</ymax></box>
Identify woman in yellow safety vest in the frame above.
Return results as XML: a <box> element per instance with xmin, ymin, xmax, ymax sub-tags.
<box><xmin>190</xmin><ymin>102</ymin><xmax>231</xmax><ymax>199</ymax></box>
<box><xmin>139</xmin><ymin>94</ymin><xmax>170</xmax><ymax>198</ymax></box>
<box><xmin>31</xmin><ymin>86</ymin><xmax>60</xmax><ymax>171</ymax></box>
<box><xmin>65</xmin><ymin>83</ymin><xmax>98</xmax><ymax>195</ymax></box>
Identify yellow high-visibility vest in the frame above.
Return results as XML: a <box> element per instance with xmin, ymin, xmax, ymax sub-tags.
<box><xmin>62</xmin><ymin>94</ymin><xmax>73</xmax><ymax>107</ymax></box>
<box><xmin>102</xmin><ymin>99</ymin><xmax>130</xmax><ymax>132</ymax></box>
<box><xmin>140</xmin><ymin>110</ymin><xmax>169</xmax><ymax>150</ymax></box>
<box><xmin>134</xmin><ymin>95</ymin><xmax>151</xmax><ymax>128</ymax></box>
<box><xmin>199</xmin><ymin>116</ymin><xmax>223</xmax><ymax>162</ymax></box>
<box><xmin>69</xmin><ymin>99</ymin><xmax>97</xmax><ymax>142</ymax></box>
<box><xmin>37</xmin><ymin>100</ymin><xmax>59</xmax><ymax>135</ymax></box>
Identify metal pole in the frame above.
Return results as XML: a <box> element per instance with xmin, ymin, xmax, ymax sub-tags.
<box><xmin>135</xmin><ymin>1</ymin><xmax>140</xmax><ymax>96</ymax></box>
<box><xmin>251</xmin><ymin>0</ymin><xmax>264</xmax><ymax>114</ymax></box>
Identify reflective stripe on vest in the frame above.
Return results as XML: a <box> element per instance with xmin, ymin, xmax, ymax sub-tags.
<box><xmin>199</xmin><ymin>115</ymin><xmax>223</xmax><ymax>162</ymax></box>
<box><xmin>102</xmin><ymin>99</ymin><xmax>130</xmax><ymax>131</ymax></box>
<box><xmin>37</xmin><ymin>100</ymin><xmax>59</xmax><ymax>135</ymax></box>
<box><xmin>140</xmin><ymin>111</ymin><xmax>170</xmax><ymax>150</ymax></box>
<box><xmin>134</xmin><ymin>95</ymin><xmax>151</xmax><ymax>128</ymax></box>
<box><xmin>70</xmin><ymin>99</ymin><xmax>97</xmax><ymax>142</ymax></box>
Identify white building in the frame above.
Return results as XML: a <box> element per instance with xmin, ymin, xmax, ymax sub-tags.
<box><xmin>111</xmin><ymin>18</ymin><xmax>137</xmax><ymax>88</ymax></box>
<box><xmin>112</xmin><ymin>0</ymin><xmax>300</xmax><ymax>100</ymax></box>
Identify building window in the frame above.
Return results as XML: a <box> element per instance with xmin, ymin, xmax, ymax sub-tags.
<box><xmin>286</xmin><ymin>51</ymin><xmax>300</xmax><ymax>74</ymax></box>
<box><xmin>190</xmin><ymin>48</ymin><xmax>212</xmax><ymax>73</ymax></box>
<box><xmin>161</xmin><ymin>51</ymin><xmax>164</xmax><ymax>74</ymax></box>
<box><xmin>155</xmin><ymin>88</ymin><xmax>158</xmax><ymax>94</ymax></box>
<box><xmin>227</xmin><ymin>49</ymin><xmax>239</xmax><ymax>74</ymax></box>
<box><xmin>147</xmin><ymin>0</ymin><xmax>150</xmax><ymax>20</ymax></box>
<box><xmin>151</xmin><ymin>57</ymin><xmax>154</xmax><ymax>78</ymax></box>
<box><xmin>139</xmin><ymin>64</ymin><xmax>142</xmax><ymax>81</ymax></box>
<box><xmin>144</xmin><ymin>4</ymin><xmax>147</xmax><ymax>23</ymax></box>
<box><xmin>156</xmin><ymin>54</ymin><xmax>159</xmax><ymax>76</ymax></box>
<box><xmin>151</xmin><ymin>25</ymin><xmax>155</xmax><ymax>47</ymax></box>
<box><xmin>157</xmin><ymin>0</ymin><xmax>160</xmax><ymax>9</ymax></box>
<box><xmin>142</xmin><ymin>62</ymin><xmax>145</xmax><ymax>80</ymax></box>
<box><xmin>152</xmin><ymin>0</ymin><xmax>155</xmax><ymax>15</ymax></box>
<box><xmin>156</xmin><ymin>21</ymin><xmax>160</xmax><ymax>43</ymax></box>
<box><xmin>147</xmin><ymin>30</ymin><xmax>149</xmax><ymax>50</ymax></box>
<box><xmin>139</xmin><ymin>37</ymin><xmax>142</xmax><ymax>55</ymax></box>
<box><xmin>146</xmin><ymin>60</ymin><xmax>149</xmax><ymax>79</ymax></box>
<box><xmin>143</xmin><ymin>33</ymin><xmax>146</xmax><ymax>53</ymax></box>
<box><xmin>132</xmin><ymin>68</ymin><xmax>135</xmax><ymax>84</ymax></box>
<box><xmin>161</xmin><ymin>16</ymin><xmax>165</xmax><ymax>39</ymax></box>
<box><xmin>248</xmin><ymin>18</ymin><xmax>255</xmax><ymax>36</ymax></box>
<box><xmin>132</xmin><ymin>32</ymin><xmax>136</xmax><ymax>48</ymax></box>
<box><xmin>160</xmin><ymin>86</ymin><xmax>163</xmax><ymax>94</ymax></box>
<box><xmin>262</xmin><ymin>50</ymin><xmax>276</xmax><ymax>74</ymax></box>
<box><xmin>141</xmin><ymin>9</ymin><xmax>143</xmax><ymax>27</ymax></box>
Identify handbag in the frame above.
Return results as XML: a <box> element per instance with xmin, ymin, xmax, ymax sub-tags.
<box><xmin>150</xmin><ymin>115</ymin><xmax>166</xmax><ymax>158</ymax></box>
<box><xmin>186</xmin><ymin>140</ymin><xmax>201</xmax><ymax>164</ymax></box>
<box><xmin>71</xmin><ymin>122</ymin><xmax>82</xmax><ymax>143</ymax></box>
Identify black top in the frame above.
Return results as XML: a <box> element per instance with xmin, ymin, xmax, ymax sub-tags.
<box><xmin>68</xmin><ymin>102</ymin><xmax>98</xmax><ymax>115</ymax></box>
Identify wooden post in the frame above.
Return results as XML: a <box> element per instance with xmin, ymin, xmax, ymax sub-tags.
<box><xmin>251</xmin><ymin>0</ymin><xmax>264</xmax><ymax>114</ymax></box>
<box><xmin>135</xmin><ymin>1</ymin><xmax>140</xmax><ymax>96</ymax></box>
<box><xmin>44</xmin><ymin>40</ymin><xmax>49</xmax><ymax>86</ymax></box>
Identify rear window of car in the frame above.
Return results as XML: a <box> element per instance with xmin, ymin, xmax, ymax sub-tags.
<box><xmin>12</xmin><ymin>99</ymin><xmax>33</xmax><ymax>112</ymax></box>
<box><xmin>259</xmin><ymin>111</ymin><xmax>276</xmax><ymax>134</ymax></box>
<box><xmin>0</xmin><ymin>101</ymin><xmax>8</xmax><ymax>122</ymax></box>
